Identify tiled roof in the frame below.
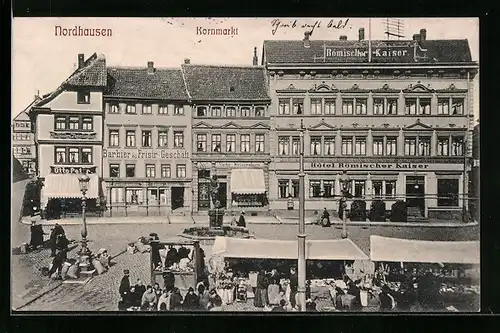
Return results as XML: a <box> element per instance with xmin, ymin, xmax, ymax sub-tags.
<box><xmin>106</xmin><ymin>67</ymin><xmax>189</xmax><ymax>100</ymax></box>
<box><xmin>65</xmin><ymin>53</ymin><xmax>107</xmax><ymax>87</ymax></box>
<box><xmin>181</xmin><ymin>64</ymin><xmax>270</xmax><ymax>101</ymax></box>
<box><xmin>263</xmin><ymin>39</ymin><xmax>473</xmax><ymax>64</ymax></box>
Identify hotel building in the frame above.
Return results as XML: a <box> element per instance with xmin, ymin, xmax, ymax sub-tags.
<box><xmin>12</xmin><ymin>96</ymin><xmax>40</xmax><ymax>177</ymax></box>
<box><xmin>263</xmin><ymin>29</ymin><xmax>478</xmax><ymax>219</ymax></box>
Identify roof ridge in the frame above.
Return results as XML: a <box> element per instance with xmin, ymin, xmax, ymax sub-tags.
<box><xmin>182</xmin><ymin>63</ymin><xmax>264</xmax><ymax>69</ymax></box>
<box><xmin>108</xmin><ymin>66</ymin><xmax>181</xmax><ymax>71</ymax></box>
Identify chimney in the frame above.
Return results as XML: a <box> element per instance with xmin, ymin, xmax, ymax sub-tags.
<box><xmin>252</xmin><ymin>47</ymin><xmax>258</xmax><ymax>66</ymax></box>
<box><xmin>358</xmin><ymin>28</ymin><xmax>365</xmax><ymax>41</ymax></box>
<box><xmin>339</xmin><ymin>35</ymin><xmax>347</xmax><ymax>41</ymax></box>
<box><xmin>184</xmin><ymin>58</ymin><xmax>190</xmax><ymax>64</ymax></box>
<box><xmin>147</xmin><ymin>61</ymin><xmax>154</xmax><ymax>74</ymax></box>
<box><xmin>420</xmin><ymin>29</ymin><xmax>427</xmax><ymax>41</ymax></box>
<box><xmin>78</xmin><ymin>54</ymin><xmax>85</xmax><ymax>69</ymax></box>
<box><xmin>303</xmin><ymin>31</ymin><xmax>311</xmax><ymax>48</ymax></box>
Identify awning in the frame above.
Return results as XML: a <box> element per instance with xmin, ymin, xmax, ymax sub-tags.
<box><xmin>370</xmin><ymin>236</ymin><xmax>480</xmax><ymax>265</ymax></box>
<box><xmin>42</xmin><ymin>174</ymin><xmax>100</xmax><ymax>201</ymax></box>
<box><xmin>212</xmin><ymin>237</ymin><xmax>368</xmax><ymax>261</ymax></box>
<box><xmin>230</xmin><ymin>169</ymin><xmax>266</xmax><ymax>194</ymax></box>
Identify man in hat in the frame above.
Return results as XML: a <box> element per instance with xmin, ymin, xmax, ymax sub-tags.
<box><xmin>119</xmin><ymin>269</ymin><xmax>131</xmax><ymax>303</ymax></box>
<box><xmin>29</xmin><ymin>220</ymin><xmax>44</xmax><ymax>250</ymax></box>
<box><xmin>237</xmin><ymin>211</ymin><xmax>246</xmax><ymax>228</ymax></box>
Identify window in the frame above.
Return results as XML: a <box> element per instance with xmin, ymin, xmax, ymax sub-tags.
<box><xmin>142</xmin><ymin>130</ymin><xmax>152</xmax><ymax>147</ymax></box>
<box><xmin>373</xmin><ymin>180</ymin><xmax>383</xmax><ymax>196</ymax></box>
<box><xmin>386</xmin><ymin>137</ymin><xmax>397</xmax><ymax>156</ymax></box>
<box><xmin>77</xmin><ymin>91</ymin><xmax>90</xmax><ymax>104</ymax></box>
<box><xmin>279</xmin><ymin>99</ymin><xmax>290</xmax><ymax>115</ymax></box>
<box><xmin>82</xmin><ymin>117</ymin><xmax>93</xmax><ymax>130</ymax></box>
<box><xmin>324</xmin><ymin>136</ymin><xmax>335</xmax><ymax>155</ymax></box>
<box><xmin>176</xmin><ymin>164</ymin><xmax>186</xmax><ymax>178</ymax></box>
<box><xmin>341</xmin><ymin>137</ymin><xmax>353</xmax><ymax>155</ymax></box>
<box><xmin>310</xmin><ymin>99</ymin><xmax>322</xmax><ymax>115</ymax></box>
<box><xmin>226</xmin><ymin>106</ymin><xmax>236</xmax><ymax>117</ymax></box>
<box><xmin>418</xmin><ymin>98</ymin><xmax>431</xmax><ymax>115</ymax></box>
<box><xmin>174</xmin><ymin>105</ymin><xmax>184</xmax><ymax>115</ymax></box>
<box><xmin>292</xmin><ymin>99</ymin><xmax>304</xmax><ymax>115</ymax></box>
<box><xmin>159</xmin><ymin>105</ymin><xmax>168</xmax><ymax>115</ymax></box>
<box><xmin>438</xmin><ymin>99</ymin><xmax>450</xmax><ymax>115</ymax></box>
<box><xmin>404</xmin><ymin>137</ymin><xmax>417</xmax><ymax>156</ymax></box>
<box><xmin>197</xmin><ymin>134</ymin><xmax>207</xmax><ymax>152</ymax></box>
<box><xmin>161</xmin><ymin>165</ymin><xmax>171</xmax><ymax>178</ymax></box>
<box><xmin>437</xmin><ymin>179</ymin><xmax>459</xmax><ymax>206</ymax></box>
<box><xmin>240</xmin><ymin>134</ymin><xmax>250</xmax><ymax>152</ymax></box>
<box><xmin>211</xmin><ymin>106</ymin><xmax>222</xmax><ymax>117</ymax></box>
<box><xmin>55</xmin><ymin>147</ymin><xmax>66</xmax><ymax>163</ymax></box>
<box><xmin>110</xmin><ymin>103</ymin><xmax>119</xmax><ymax>113</ymax></box>
<box><xmin>323</xmin><ymin>180</ymin><xmax>335</xmax><ymax>197</ymax></box>
<box><xmin>342</xmin><ymin>99</ymin><xmax>354</xmax><ymax>115</ymax></box>
<box><xmin>387</xmin><ymin>99</ymin><xmax>398</xmax><ymax>115</ymax></box>
<box><xmin>158</xmin><ymin>130</ymin><xmax>168</xmax><ymax>148</ymax></box>
<box><xmin>69</xmin><ymin>148</ymin><xmax>79</xmax><ymax>163</ymax></box>
<box><xmin>418</xmin><ymin>137</ymin><xmax>431</xmax><ymax>156</ymax></box>
<box><xmin>355</xmin><ymin>99</ymin><xmax>367</xmax><ymax>115</ymax></box>
<box><xmin>291</xmin><ymin>180</ymin><xmax>299</xmax><ymax>198</ymax></box>
<box><xmin>385</xmin><ymin>181</ymin><xmax>396</xmax><ymax>198</ymax></box>
<box><xmin>126</xmin><ymin>164</ymin><xmax>135</xmax><ymax>177</ymax></box>
<box><xmin>278</xmin><ymin>180</ymin><xmax>289</xmax><ymax>198</ymax></box>
<box><xmin>451</xmin><ymin>136</ymin><xmax>464</xmax><ymax>156</ymax></box>
<box><xmin>373</xmin><ymin>137</ymin><xmax>384</xmax><ymax>155</ymax></box>
<box><xmin>174</xmin><ymin>131</ymin><xmax>184</xmax><ymax>148</ymax></box>
<box><xmin>292</xmin><ymin>137</ymin><xmax>300</xmax><ymax>155</ymax></box>
<box><xmin>324</xmin><ymin>99</ymin><xmax>335</xmax><ymax>115</ymax></box>
<box><xmin>255</xmin><ymin>106</ymin><xmax>265</xmax><ymax>117</ymax></box>
<box><xmin>309</xmin><ymin>180</ymin><xmax>322</xmax><ymax>198</ymax></box>
<box><xmin>278</xmin><ymin>137</ymin><xmax>289</xmax><ymax>155</ymax></box>
<box><xmin>143</xmin><ymin>104</ymin><xmax>152</xmax><ymax>114</ymax></box>
<box><xmin>55</xmin><ymin>117</ymin><xmax>66</xmax><ymax>130</ymax></box>
<box><xmin>355</xmin><ymin>137</ymin><xmax>366</xmax><ymax>155</ymax></box>
<box><xmin>437</xmin><ymin>137</ymin><xmax>449</xmax><ymax>156</ymax></box>
<box><xmin>81</xmin><ymin>148</ymin><xmax>92</xmax><ymax>163</ymax></box>
<box><xmin>240</xmin><ymin>107</ymin><xmax>250</xmax><ymax>117</ymax></box>
<box><xmin>226</xmin><ymin>134</ymin><xmax>236</xmax><ymax>152</ymax></box>
<box><xmin>405</xmin><ymin>99</ymin><xmax>417</xmax><ymax>115</ymax></box>
<box><xmin>126</xmin><ymin>130</ymin><xmax>136</xmax><ymax>147</ymax></box>
<box><xmin>354</xmin><ymin>180</ymin><xmax>365</xmax><ymax>197</ymax></box>
<box><xmin>255</xmin><ymin>134</ymin><xmax>265</xmax><ymax>152</ymax></box>
<box><xmin>212</xmin><ymin>134</ymin><xmax>222</xmax><ymax>152</ymax></box>
<box><xmin>373</xmin><ymin>98</ymin><xmax>385</xmax><ymax>115</ymax></box>
<box><xmin>451</xmin><ymin>98</ymin><xmax>464</xmax><ymax>115</ymax></box>
<box><xmin>310</xmin><ymin>136</ymin><xmax>321</xmax><ymax>155</ymax></box>
<box><xmin>69</xmin><ymin>117</ymin><xmax>80</xmax><ymax>130</ymax></box>
<box><xmin>146</xmin><ymin>164</ymin><xmax>156</xmax><ymax>178</ymax></box>
<box><xmin>126</xmin><ymin>104</ymin><xmax>136</xmax><ymax>114</ymax></box>
<box><xmin>109</xmin><ymin>164</ymin><xmax>120</xmax><ymax>177</ymax></box>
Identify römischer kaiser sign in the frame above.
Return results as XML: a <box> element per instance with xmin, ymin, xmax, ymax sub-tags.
<box><xmin>311</xmin><ymin>162</ymin><xmax>430</xmax><ymax>170</ymax></box>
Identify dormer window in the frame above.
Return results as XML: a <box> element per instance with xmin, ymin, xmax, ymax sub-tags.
<box><xmin>240</xmin><ymin>107</ymin><xmax>250</xmax><ymax>117</ymax></box>
<box><xmin>197</xmin><ymin>106</ymin><xmax>207</xmax><ymax>117</ymax></box>
<box><xmin>142</xmin><ymin>104</ymin><xmax>152</xmax><ymax>114</ymax></box>
<box><xmin>226</xmin><ymin>106</ymin><xmax>236</xmax><ymax>117</ymax></box>
<box><xmin>255</xmin><ymin>106</ymin><xmax>265</xmax><ymax>117</ymax></box>
<box><xmin>110</xmin><ymin>103</ymin><xmax>119</xmax><ymax>113</ymax></box>
<box><xmin>77</xmin><ymin>91</ymin><xmax>90</xmax><ymax>104</ymax></box>
<box><xmin>211</xmin><ymin>106</ymin><xmax>222</xmax><ymax>117</ymax></box>
<box><xmin>126</xmin><ymin>104</ymin><xmax>136</xmax><ymax>114</ymax></box>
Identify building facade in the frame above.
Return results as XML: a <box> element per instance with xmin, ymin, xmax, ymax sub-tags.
<box><xmin>31</xmin><ymin>53</ymin><xmax>106</xmax><ymax>218</ymax></box>
<box><xmin>102</xmin><ymin>62</ymin><xmax>192</xmax><ymax>216</ymax></box>
<box><xmin>263</xmin><ymin>29</ymin><xmax>478</xmax><ymax>219</ymax></box>
<box><xmin>182</xmin><ymin>59</ymin><xmax>271</xmax><ymax>213</ymax></box>
<box><xmin>12</xmin><ymin>97</ymin><xmax>39</xmax><ymax>177</ymax></box>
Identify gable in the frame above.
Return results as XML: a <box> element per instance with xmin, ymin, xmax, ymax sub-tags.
<box><xmin>249</xmin><ymin>122</ymin><xmax>270</xmax><ymax>129</ymax></box>
<box><xmin>221</xmin><ymin>122</ymin><xmax>242</xmax><ymax>129</ymax></box>
<box><xmin>403</xmin><ymin>83</ymin><xmax>435</xmax><ymax>94</ymax></box>
<box><xmin>309</xmin><ymin>120</ymin><xmax>336</xmax><ymax>130</ymax></box>
<box><xmin>406</xmin><ymin>119</ymin><xmax>432</xmax><ymax>129</ymax></box>
<box><xmin>193</xmin><ymin>121</ymin><xmax>213</xmax><ymax>129</ymax></box>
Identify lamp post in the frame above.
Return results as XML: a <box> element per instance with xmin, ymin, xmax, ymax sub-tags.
<box><xmin>297</xmin><ymin>119</ymin><xmax>307</xmax><ymax>312</ymax></box>
<box><xmin>339</xmin><ymin>172</ymin><xmax>350</xmax><ymax>239</ymax></box>
<box><xmin>78</xmin><ymin>174</ymin><xmax>92</xmax><ymax>271</ymax></box>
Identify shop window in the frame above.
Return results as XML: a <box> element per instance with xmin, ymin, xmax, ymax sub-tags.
<box><xmin>354</xmin><ymin>180</ymin><xmax>365</xmax><ymax>198</ymax></box>
<box><xmin>355</xmin><ymin>99</ymin><xmax>367</xmax><ymax>115</ymax></box>
<box><xmin>292</xmin><ymin>99</ymin><xmax>304</xmax><ymax>115</ymax></box>
<box><xmin>109</xmin><ymin>164</ymin><xmax>120</xmax><ymax>177</ymax></box>
<box><xmin>226</xmin><ymin>134</ymin><xmax>236</xmax><ymax>152</ymax></box>
<box><xmin>77</xmin><ymin>91</ymin><xmax>90</xmax><ymax>104</ymax></box>
<box><xmin>159</xmin><ymin>105</ymin><xmax>168</xmax><ymax>115</ymax></box>
<box><xmin>438</xmin><ymin>99</ymin><xmax>450</xmax><ymax>115</ymax></box>
<box><xmin>126</xmin><ymin>164</ymin><xmax>136</xmax><ymax>177</ymax></box>
<box><xmin>110</xmin><ymin>103</ymin><xmax>119</xmax><ymax>113</ymax></box>
<box><xmin>278</xmin><ymin>137</ymin><xmax>290</xmax><ymax>156</ymax></box>
<box><xmin>418</xmin><ymin>137</ymin><xmax>431</xmax><ymax>156</ymax></box>
<box><xmin>174</xmin><ymin>105</ymin><xmax>184</xmax><ymax>115</ymax></box>
<box><xmin>143</xmin><ymin>104</ymin><xmax>152</xmax><ymax>114</ymax></box>
<box><xmin>126</xmin><ymin>189</ymin><xmax>141</xmax><ymax>204</ymax></box>
<box><xmin>176</xmin><ymin>164</ymin><xmax>186</xmax><ymax>178</ymax></box>
<box><xmin>405</xmin><ymin>98</ymin><xmax>417</xmax><ymax>115</ymax></box>
<box><xmin>226</xmin><ymin>106</ymin><xmax>236</xmax><ymax>117</ymax></box>
<box><xmin>385</xmin><ymin>181</ymin><xmax>396</xmax><ymax>198</ymax></box>
<box><xmin>451</xmin><ymin>136</ymin><xmax>464</xmax><ymax>156</ymax></box>
<box><xmin>278</xmin><ymin>180</ymin><xmax>289</xmax><ymax>198</ymax></box>
<box><xmin>292</xmin><ymin>137</ymin><xmax>300</xmax><ymax>155</ymax></box>
<box><xmin>126</xmin><ymin>104</ymin><xmax>136</xmax><ymax>114</ymax></box>
<box><xmin>211</xmin><ymin>106</ymin><xmax>222</xmax><ymax>117</ymax></box>
<box><xmin>126</xmin><ymin>130</ymin><xmax>136</xmax><ymax>147</ymax></box>
<box><xmin>386</xmin><ymin>137</ymin><xmax>397</xmax><ymax>156</ymax></box>
<box><xmin>373</xmin><ymin>137</ymin><xmax>384</xmax><ymax>155</ymax></box>
<box><xmin>310</xmin><ymin>136</ymin><xmax>321</xmax><ymax>155</ymax></box>
<box><xmin>341</xmin><ymin>137</ymin><xmax>353</xmax><ymax>155</ymax></box>
<box><xmin>212</xmin><ymin>134</ymin><xmax>222</xmax><ymax>152</ymax></box>
<box><xmin>310</xmin><ymin>99</ymin><xmax>322</xmax><ymax>115</ymax></box>
<box><xmin>255</xmin><ymin>134</ymin><xmax>265</xmax><ymax>153</ymax></box>
<box><xmin>255</xmin><ymin>106</ymin><xmax>265</xmax><ymax>117</ymax></box>
<box><xmin>309</xmin><ymin>180</ymin><xmax>321</xmax><ymax>198</ymax></box>
<box><xmin>373</xmin><ymin>181</ymin><xmax>383</xmax><ymax>196</ymax></box>
<box><xmin>404</xmin><ymin>137</ymin><xmax>417</xmax><ymax>156</ymax></box>
<box><xmin>158</xmin><ymin>130</ymin><xmax>168</xmax><ymax>148</ymax></box>
<box><xmin>437</xmin><ymin>179</ymin><xmax>459</xmax><ymax>206</ymax></box>
<box><xmin>240</xmin><ymin>134</ymin><xmax>250</xmax><ymax>152</ymax></box>
<box><xmin>418</xmin><ymin>98</ymin><xmax>431</xmax><ymax>115</ymax></box>
<box><xmin>142</xmin><ymin>130</ymin><xmax>152</xmax><ymax>147</ymax></box>
<box><xmin>161</xmin><ymin>164</ymin><xmax>171</xmax><ymax>178</ymax></box>
<box><xmin>437</xmin><ymin>137</ymin><xmax>449</xmax><ymax>156</ymax></box>
<box><xmin>324</xmin><ymin>136</ymin><xmax>335</xmax><ymax>155</ymax></box>
<box><xmin>373</xmin><ymin>98</ymin><xmax>385</xmax><ymax>115</ymax></box>
<box><xmin>146</xmin><ymin>164</ymin><xmax>156</xmax><ymax>178</ymax></box>
<box><xmin>69</xmin><ymin>148</ymin><xmax>79</xmax><ymax>163</ymax></box>
<box><xmin>197</xmin><ymin>134</ymin><xmax>207</xmax><ymax>152</ymax></box>
<box><xmin>278</xmin><ymin>99</ymin><xmax>290</xmax><ymax>115</ymax></box>
<box><xmin>323</xmin><ymin>180</ymin><xmax>335</xmax><ymax>197</ymax></box>
<box><xmin>355</xmin><ymin>137</ymin><xmax>366</xmax><ymax>155</ymax></box>
<box><xmin>451</xmin><ymin>98</ymin><xmax>464</xmax><ymax>115</ymax></box>
<box><xmin>324</xmin><ymin>99</ymin><xmax>335</xmax><ymax>115</ymax></box>
<box><xmin>81</xmin><ymin>148</ymin><xmax>92</xmax><ymax>164</ymax></box>
<box><xmin>387</xmin><ymin>99</ymin><xmax>398</xmax><ymax>115</ymax></box>
<box><xmin>241</xmin><ymin>107</ymin><xmax>250</xmax><ymax>117</ymax></box>
<box><xmin>174</xmin><ymin>131</ymin><xmax>184</xmax><ymax>148</ymax></box>
<box><xmin>342</xmin><ymin>99</ymin><xmax>354</xmax><ymax>115</ymax></box>
<box><xmin>69</xmin><ymin>117</ymin><xmax>80</xmax><ymax>130</ymax></box>
<box><xmin>291</xmin><ymin>180</ymin><xmax>299</xmax><ymax>198</ymax></box>
<box><xmin>55</xmin><ymin>147</ymin><xmax>66</xmax><ymax>163</ymax></box>
<box><xmin>82</xmin><ymin>117</ymin><xmax>93</xmax><ymax>130</ymax></box>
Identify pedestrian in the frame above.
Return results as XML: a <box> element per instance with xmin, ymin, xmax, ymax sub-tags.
<box><xmin>198</xmin><ymin>283</ymin><xmax>210</xmax><ymax>311</ymax></box>
<box><xmin>379</xmin><ymin>285</ymin><xmax>395</xmax><ymax>312</ymax></box>
<box><xmin>49</xmin><ymin>224</ymin><xmax>64</xmax><ymax>257</ymax></box>
<box><xmin>237</xmin><ymin>211</ymin><xmax>246</xmax><ymax>228</ymax></box>
<box><xmin>254</xmin><ymin>269</ymin><xmax>269</xmax><ymax>308</ymax></box>
<box><xmin>157</xmin><ymin>289</ymin><xmax>170</xmax><ymax>311</ymax></box>
<box><xmin>165</xmin><ymin>245</ymin><xmax>178</xmax><ymax>267</ymax></box>
<box><xmin>271</xmin><ymin>299</ymin><xmax>287</xmax><ymax>312</ymax></box>
<box><xmin>169</xmin><ymin>287</ymin><xmax>183</xmax><ymax>311</ymax></box>
<box><xmin>230</xmin><ymin>212</ymin><xmax>238</xmax><ymax>226</ymax></box>
<box><xmin>209</xmin><ymin>295</ymin><xmax>224</xmax><ymax>311</ymax></box>
<box><xmin>119</xmin><ymin>269</ymin><xmax>131</xmax><ymax>302</ymax></box>
<box><xmin>208</xmin><ymin>288</ymin><xmax>223</xmax><ymax>311</ymax></box>
<box><xmin>306</xmin><ymin>299</ymin><xmax>318</xmax><ymax>312</ymax></box>
<box><xmin>97</xmin><ymin>248</ymin><xmax>111</xmax><ymax>269</ymax></box>
<box><xmin>289</xmin><ymin>267</ymin><xmax>298</xmax><ymax>310</ymax></box>
<box><xmin>133</xmin><ymin>279</ymin><xmax>146</xmax><ymax>307</ymax></box>
<box><xmin>162</xmin><ymin>271</ymin><xmax>175</xmax><ymax>292</ymax></box>
<box><xmin>150</xmin><ymin>234</ymin><xmax>161</xmax><ymax>270</ymax></box>
<box><xmin>153</xmin><ymin>282</ymin><xmax>162</xmax><ymax>300</ymax></box>
<box><xmin>29</xmin><ymin>220</ymin><xmax>44</xmax><ymax>250</ymax></box>
<box><xmin>47</xmin><ymin>249</ymin><xmax>67</xmax><ymax>279</ymax></box>
<box><xmin>183</xmin><ymin>287</ymin><xmax>200</xmax><ymax>311</ymax></box>
<box><xmin>141</xmin><ymin>285</ymin><xmax>157</xmax><ymax>310</ymax></box>
<box><xmin>267</xmin><ymin>269</ymin><xmax>281</xmax><ymax>306</ymax></box>
<box><xmin>321</xmin><ymin>207</ymin><xmax>331</xmax><ymax>227</ymax></box>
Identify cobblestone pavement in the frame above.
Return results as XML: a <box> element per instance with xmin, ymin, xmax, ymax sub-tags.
<box><xmin>13</xmin><ymin>222</ymin><xmax>479</xmax><ymax>311</ymax></box>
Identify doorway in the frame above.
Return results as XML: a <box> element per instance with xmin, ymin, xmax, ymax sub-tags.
<box><xmin>406</xmin><ymin>176</ymin><xmax>425</xmax><ymax>215</ymax></box>
<box><xmin>171</xmin><ymin>187</ymin><xmax>185</xmax><ymax>210</ymax></box>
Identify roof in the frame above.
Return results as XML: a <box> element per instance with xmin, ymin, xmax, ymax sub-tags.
<box><xmin>106</xmin><ymin>67</ymin><xmax>189</xmax><ymax>100</ymax></box>
<box><xmin>181</xmin><ymin>64</ymin><xmax>270</xmax><ymax>101</ymax></box>
<box><xmin>14</xmin><ymin>96</ymin><xmax>41</xmax><ymax>122</ymax></box>
<box><xmin>211</xmin><ymin>237</ymin><xmax>368</xmax><ymax>260</ymax></box>
<box><xmin>370</xmin><ymin>236</ymin><xmax>480</xmax><ymax>264</ymax></box>
<box><xmin>263</xmin><ymin>39</ymin><xmax>473</xmax><ymax>64</ymax></box>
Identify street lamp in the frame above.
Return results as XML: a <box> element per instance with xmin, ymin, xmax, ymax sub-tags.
<box><xmin>297</xmin><ymin>119</ymin><xmax>307</xmax><ymax>312</ymax></box>
<box><xmin>78</xmin><ymin>173</ymin><xmax>92</xmax><ymax>271</ymax></box>
<box><xmin>339</xmin><ymin>172</ymin><xmax>350</xmax><ymax>239</ymax></box>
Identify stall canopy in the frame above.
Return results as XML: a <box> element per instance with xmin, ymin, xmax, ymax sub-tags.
<box><xmin>42</xmin><ymin>173</ymin><xmax>100</xmax><ymax>202</ymax></box>
<box><xmin>212</xmin><ymin>237</ymin><xmax>368</xmax><ymax>261</ymax></box>
<box><xmin>370</xmin><ymin>236</ymin><xmax>480</xmax><ymax>265</ymax></box>
<box><xmin>230</xmin><ymin>169</ymin><xmax>266</xmax><ymax>194</ymax></box>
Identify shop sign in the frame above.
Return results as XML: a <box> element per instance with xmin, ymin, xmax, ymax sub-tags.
<box><xmin>196</xmin><ymin>162</ymin><xmax>266</xmax><ymax>169</ymax></box>
<box><xmin>50</xmin><ymin>166</ymin><xmax>96</xmax><ymax>174</ymax></box>
<box><xmin>324</xmin><ymin>43</ymin><xmax>426</xmax><ymax>62</ymax></box>
<box><xmin>310</xmin><ymin>162</ymin><xmax>430</xmax><ymax>170</ymax></box>
<box><xmin>50</xmin><ymin>131</ymin><xmax>97</xmax><ymax>140</ymax></box>
<box><xmin>103</xmin><ymin>149</ymin><xmax>189</xmax><ymax>160</ymax></box>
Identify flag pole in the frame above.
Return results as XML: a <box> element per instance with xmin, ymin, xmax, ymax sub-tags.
<box><xmin>368</xmin><ymin>18</ymin><xmax>372</xmax><ymax>63</ymax></box>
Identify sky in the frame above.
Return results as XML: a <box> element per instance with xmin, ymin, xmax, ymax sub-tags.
<box><xmin>12</xmin><ymin>17</ymin><xmax>479</xmax><ymax>121</ymax></box>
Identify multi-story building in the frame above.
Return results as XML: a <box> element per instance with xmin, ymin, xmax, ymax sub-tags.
<box><xmin>469</xmin><ymin>122</ymin><xmax>479</xmax><ymax>220</ymax></box>
<box><xmin>31</xmin><ymin>53</ymin><xmax>106</xmax><ymax>219</ymax></box>
<box><xmin>263</xmin><ymin>28</ymin><xmax>478</xmax><ymax>219</ymax></box>
<box><xmin>102</xmin><ymin>61</ymin><xmax>192</xmax><ymax>216</ymax></box>
<box><xmin>182</xmin><ymin>54</ymin><xmax>271</xmax><ymax>213</ymax></box>
<box><xmin>12</xmin><ymin>96</ymin><xmax>40</xmax><ymax>177</ymax></box>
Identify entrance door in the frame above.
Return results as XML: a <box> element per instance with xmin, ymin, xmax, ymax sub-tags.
<box><xmin>171</xmin><ymin>187</ymin><xmax>184</xmax><ymax>210</ymax></box>
<box><xmin>406</xmin><ymin>176</ymin><xmax>425</xmax><ymax>215</ymax></box>
<box><xmin>218</xmin><ymin>182</ymin><xmax>227</xmax><ymax>208</ymax></box>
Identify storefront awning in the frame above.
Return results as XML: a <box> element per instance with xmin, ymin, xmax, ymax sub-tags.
<box><xmin>230</xmin><ymin>169</ymin><xmax>266</xmax><ymax>194</ymax></box>
<box><xmin>42</xmin><ymin>174</ymin><xmax>100</xmax><ymax>201</ymax></box>
<box><xmin>370</xmin><ymin>236</ymin><xmax>480</xmax><ymax>265</ymax></box>
<box><xmin>212</xmin><ymin>237</ymin><xmax>368</xmax><ymax>261</ymax></box>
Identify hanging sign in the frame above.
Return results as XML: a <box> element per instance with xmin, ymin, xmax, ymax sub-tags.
<box><xmin>50</xmin><ymin>166</ymin><xmax>97</xmax><ymax>174</ymax></box>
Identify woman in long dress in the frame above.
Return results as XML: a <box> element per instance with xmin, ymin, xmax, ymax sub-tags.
<box><xmin>253</xmin><ymin>270</ymin><xmax>269</xmax><ymax>308</ymax></box>
<box><xmin>267</xmin><ymin>269</ymin><xmax>281</xmax><ymax>305</ymax></box>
